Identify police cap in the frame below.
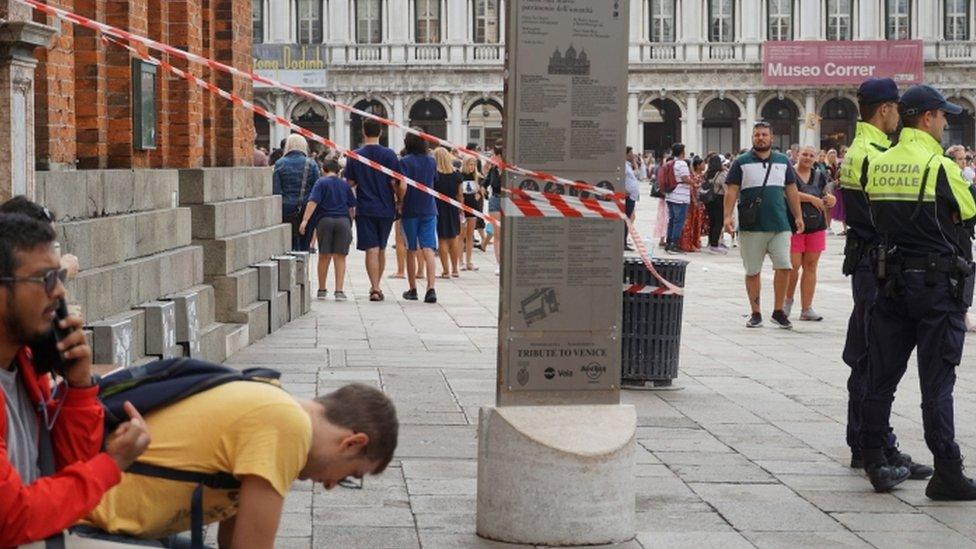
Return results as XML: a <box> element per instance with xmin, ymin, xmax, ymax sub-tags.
<box><xmin>899</xmin><ymin>84</ymin><xmax>964</xmax><ymax>116</ymax></box>
<box><xmin>857</xmin><ymin>78</ymin><xmax>900</xmax><ymax>105</ymax></box>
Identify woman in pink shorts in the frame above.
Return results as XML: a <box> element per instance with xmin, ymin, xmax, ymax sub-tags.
<box><xmin>786</xmin><ymin>146</ymin><xmax>836</xmax><ymax>321</ymax></box>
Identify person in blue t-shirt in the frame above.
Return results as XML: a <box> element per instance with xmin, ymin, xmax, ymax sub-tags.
<box><xmin>299</xmin><ymin>159</ymin><xmax>357</xmax><ymax>302</ymax></box>
<box><xmin>343</xmin><ymin>119</ymin><xmax>403</xmax><ymax>302</ymax></box>
<box><xmin>399</xmin><ymin>131</ymin><xmax>439</xmax><ymax>304</ymax></box>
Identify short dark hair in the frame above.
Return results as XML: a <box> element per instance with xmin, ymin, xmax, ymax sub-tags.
<box><xmin>671</xmin><ymin>143</ymin><xmax>685</xmax><ymax>157</ymax></box>
<box><xmin>322</xmin><ymin>159</ymin><xmax>341</xmax><ymax>174</ymax></box>
<box><xmin>898</xmin><ymin>104</ymin><xmax>929</xmax><ymax>129</ymax></box>
<box><xmin>858</xmin><ymin>100</ymin><xmax>884</xmax><ymax>122</ymax></box>
<box><xmin>315</xmin><ymin>384</ymin><xmax>399</xmax><ymax>473</ymax></box>
<box><xmin>362</xmin><ymin>118</ymin><xmax>383</xmax><ymax>138</ymax></box>
<box><xmin>0</xmin><ymin>213</ymin><xmax>57</xmax><ymax>279</ymax></box>
<box><xmin>626</xmin><ymin>146</ymin><xmax>633</xmax><ymax>154</ymax></box>
<box><xmin>0</xmin><ymin>196</ymin><xmax>54</xmax><ymax>223</ymax></box>
<box><xmin>403</xmin><ymin>130</ymin><xmax>428</xmax><ymax>156</ymax></box>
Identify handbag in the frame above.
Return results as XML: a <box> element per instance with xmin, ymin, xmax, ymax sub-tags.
<box><xmin>283</xmin><ymin>158</ymin><xmax>311</xmax><ymax>223</ymax></box>
<box><xmin>801</xmin><ymin>169</ymin><xmax>828</xmax><ymax>234</ymax></box>
<box><xmin>737</xmin><ymin>160</ymin><xmax>773</xmax><ymax>228</ymax></box>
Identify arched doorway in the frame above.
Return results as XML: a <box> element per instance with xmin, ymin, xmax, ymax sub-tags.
<box><xmin>761</xmin><ymin>98</ymin><xmax>799</xmax><ymax>153</ymax></box>
<box><xmin>350</xmin><ymin>99</ymin><xmax>389</xmax><ymax>149</ymax></box>
<box><xmin>410</xmin><ymin>98</ymin><xmax>448</xmax><ymax>140</ymax></box>
<box><xmin>291</xmin><ymin>102</ymin><xmax>330</xmax><ymax>153</ymax></box>
<box><xmin>944</xmin><ymin>98</ymin><xmax>975</xmax><ymax>148</ymax></box>
<box><xmin>467</xmin><ymin>99</ymin><xmax>503</xmax><ymax>151</ymax></box>
<box><xmin>702</xmin><ymin>98</ymin><xmax>740</xmax><ymax>155</ymax></box>
<box><xmin>254</xmin><ymin>112</ymin><xmax>270</xmax><ymax>151</ymax></box>
<box><xmin>641</xmin><ymin>99</ymin><xmax>681</xmax><ymax>159</ymax></box>
<box><xmin>820</xmin><ymin>98</ymin><xmax>857</xmax><ymax>151</ymax></box>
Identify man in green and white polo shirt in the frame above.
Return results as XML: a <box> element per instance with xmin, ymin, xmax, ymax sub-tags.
<box><xmin>723</xmin><ymin>121</ymin><xmax>804</xmax><ymax>329</ymax></box>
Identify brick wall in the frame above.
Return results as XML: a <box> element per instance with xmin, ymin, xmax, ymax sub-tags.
<box><xmin>33</xmin><ymin>0</ymin><xmax>255</xmax><ymax>170</ymax></box>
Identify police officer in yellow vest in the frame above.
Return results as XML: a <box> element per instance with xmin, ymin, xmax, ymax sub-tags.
<box><xmin>863</xmin><ymin>84</ymin><xmax>976</xmax><ymax>498</ymax></box>
<box><xmin>839</xmin><ymin>78</ymin><xmax>932</xmax><ymax>480</ymax></box>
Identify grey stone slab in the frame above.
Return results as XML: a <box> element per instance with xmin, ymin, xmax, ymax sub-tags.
<box><xmin>254</xmin><ymin>261</ymin><xmax>279</xmax><ymax>301</ymax></box>
<box><xmin>196</xmin><ymin>224</ymin><xmax>290</xmax><ymax>277</ymax></box>
<box><xmin>857</xmin><ymin>530</ymin><xmax>976</xmax><ymax>549</ymax></box>
<box><xmin>799</xmin><ymin>490</ymin><xmax>920</xmax><ymax>514</ymax></box>
<box><xmin>165</xmin><ymin>289</ymin><xmax>202</xmax><ymax>357</ymax></box>
<box><xmin>741</xmin><ymin>530</ymin><xmax>872</xmax><ymax>548</ymax></box>
<box><xmin>635</xmin><ymin>532</ymin><xmax>753</xmax><ymax>549</ymax></box>
<box><xmin>636</xmin><ymin>427</ymin><xmax>734</xmax><ymax>453</ymax></box>
<box><xmin>89</xmin><ymin>309</ymin><xmax>146</xmax><ymax>368</ymax></box>
<box><xmin>39</xmin><ymin>169</ymin><xmax>179</xmax><ymax>221</ymax></box>
<box><xmin>178</xmin><ymin>167</ymin><xmax>273</xmax><ymax>205</ymax></box>
<box><xmin>689</xmin><ymin>483</ymin><xmax>843</xmax><ymax>532</ymax></box>
<box><xmin>416</xmin><ymin>532</ymin><xmax>532</xmax><ymax>549</ymax></box>
<box><xmin>190</xmin><ymin>195</ymin><xmax>282</xmax><ymax>239</ymax></box>
<box><xmin>267</xmin><ymin>290</ymin><xmax>290</xmax><ymax>332</ymax></box>
<box><xmin>313</xmin><ymin>505</ymin><xmax>415</xmax><ymax>527</ymax></box>
<box><xmin>831</xmin><ymin>511</ymin><xmax>950</xmax><ymax>532</ymax></box>
<box><xmin>210</xmin><ymin>268</ymin><xmax>260</xmax><ymax>320</ymax></box>
<box><xmin>198</xmin><ymin>322</ymin><xmax>227</xmax><ymax>364</ymax></box>
<box><xmin>136</xmin><ymin>301</ymin><xmax>180</xmax><ymax>358</ymax></box>
<box><xmin>276</xmin><ymin>255</ymin><xmax>298</xmax><ymax>291</ymax></box>
<box><xmin>311</xmin><ymin>526</ymin><xmax>420</xmax><ymax>549</ymax></box>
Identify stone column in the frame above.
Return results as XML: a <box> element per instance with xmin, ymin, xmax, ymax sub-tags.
<box><xmin>804</xmin><ymin>91</ymin><xmax>818</xmax><ymax>148</ymax></box>
<box><xmin>331</xmin><ymin>0</ymin><xmax>350</xmax><ymax>63</ymax></box>
<box><xmin>448</xmin><ymin>0</ymin><xmax>468</xmax><ymax>62</ymax></box>
<box><xmin>450</xmin><ymin>92</ymin><xmax>464</xmax><ymax>145</ymax></box>
<box><xmin>743</xmin><ymin>92</ymin><xmax>757</xmax><ymax>151</ymax></box>
<box><xmin>679</xmin><ymin>0</ymin><xmax>701</xmax><ymax>61</ymax></box>
<box><xmin>627</xmin><ymin>92</ymin><xmax>640</xmax><ymax>151</ymax></box>
<box><xmin>799</xmin><ymin>0</ymin><xmax>820</xmax><ymax>39</ymax></box>
<box><xmin>271</xmin><ymin>91</ymin><xmax>288</xmax><ymax>150</ymax></box>
<box><xmin>388</xmin><ymin>0</ymin><xmax>407</xmax><ymax>62</ymax></box>
<box><xmin>392</xmin><ymin>93</ymin><xmax>405</xmax><ymax>149</ymax></box>
<box><xmin>334</xmin><ymin>93</ymin><xmax>349</xmax><ymax>150</ymax></box>
<box><xmin>0</xmin><ymin>1</ymin><xmax>55</xmax><ymax>201</ymax></box>
<box><xmin>685</xmin><ymin>92</ymin><xmax>699</xmax><ymax>155</ymax></box>
<box><xmin>740</xmin><ymin>0</ymin><xmax>761</xmax><ymax>60</ymax></box>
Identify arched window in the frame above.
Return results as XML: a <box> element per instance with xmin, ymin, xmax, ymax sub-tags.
<box><xmin>297</xmin><ymin>0</ymin><xmax>323</xmax><ymax>44</ymax></box>
<box><xmin>945</xmin><ymin>0</ymin><xmax>970</xmax><ymax>40</ymax></box>
<box><xmin>416</xmin><ymin>0</ymin><xmax>441</xmax><ymax>43</ymax></box>
<box><xmin>357</xmin><ymin>0</ymin><xmax>383</xmax><ymax>44</ymax></box>
<box><xmin>767</xmin><ymin>0</ymin><xmax>792</xmax><ymax>41</ymax></box>
<box><xmin>886</xmin><ymin>0</ymin><xmax>911</xmax><ymax>40</ymax></box>
<box><xmin>252</xmin><ymin>0</ymin><xmax>264</xmax><ymax>44</ymax></box>
<box><xmin>709</xmin><ymin>0</ymin><xmax>734</xmax><ymax>43</ymax></box>
<box><xmin>473</xmin><ymin>0</ymin><xmax>500</xmax><ymax>43</ymax></box>
<box><xmin>825</xmin><ymin>0</ymin><xmax>852</xmax><ymax>40</ymax></box>
<box><xmin>648</xmin><ymin>0</ymin><xmax>675</xmax><ymax>42</ymax></box>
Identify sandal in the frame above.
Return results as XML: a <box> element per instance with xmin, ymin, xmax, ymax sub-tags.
<box><xmin>452</xmin><ymin>272</ymin><xmax>460</xmax><ymax>278</ymax></box>
<box><xmin>466</xmin><ymin>264</ymin><xmax>479</xmax><ymax>271</ymax></box>
<box><xmin>369</xmin><ymin>289</ymin><xmax>384</xmax><ymax>302</ymax></box>
<box><xmin>389</xmin><ymin>273</ymin><xmax>406</xmax><ymax>279</ymax></box>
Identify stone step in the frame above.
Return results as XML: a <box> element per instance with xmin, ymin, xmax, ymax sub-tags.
<box><xmin>224</xmin><ymin>301</ymin><xmax>271</xmax><ymax>345</ymax></box>
<box><xmin>209</xmin><ymin>268</ymin><xmax>260</xmax><ymax>321</ymax></box>
<box><xmin>163</xmin><ymin>288</ymin><xmax>204</xmax><ymax>358</ymax></box>
<box><xmin>88</xmin><ymin>310</ymin><xmax>147</xmax><ymax>369</ymax></box>
<box><xmin>58</xmin><ymin>208</ymin><xmax>192</xmax><ymax>271</ymax></box>
<box><xmin>68</xmin><ymin>246</ymin><xmax>204</xmax><ymax>322</ymax></box>
<box><xmin>190</xmin><ymin>195</ymin><xmax>283</xmax><ymax>240</ymax></box>
<box><xmin>135</xmin><ymin>301</ymin><xmax>181</xmax><ymax>359</ymax></box>
<box><xmin>224</xmin><ymin>323</ymin><xmax>250</xmax><ymax>360</ymax></box>
<box><xmin>179</xmin><ymin>167</ymin><xmax>273</xmax><ymax>205</ymax></box>
<box><xmin>196</xmin><ymin>224</ymin><xmax>290</xmax><ymax>277</ymax></box>
<box><xmin>287</xmin><ymin>287</ymin><xmax>302</xmax><ymax>322</ymax></box>
<box><xmin>37</xmin><ymin>169</ymin><xmax>179</xmax><ymax>222</ymax></box>
<box><xmin>199</xmin><ymin>322</ymin><xmax>228</xmax><ymax>364</ymax></box>
<box><xmin>266</xmin><ymin>290</ymin><xmax>289</xmax><ymax>332</ymax></box>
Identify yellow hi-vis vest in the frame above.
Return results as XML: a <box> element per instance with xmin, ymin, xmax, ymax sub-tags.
<box><xmin>838</xmin><ymin>121</ymin><xmax>892</xmax><ymax>242</ymax></box>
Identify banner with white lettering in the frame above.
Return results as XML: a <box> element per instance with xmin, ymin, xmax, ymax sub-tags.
<box><xmin>762</xmin><ymin>40</ymin><xmax>923</xmax><ymax>86</ymax></box>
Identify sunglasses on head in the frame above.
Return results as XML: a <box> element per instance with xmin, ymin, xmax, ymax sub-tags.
<box><xmin>0</xmin><ymin>268</ymin><xmax>68</xmax><ymax>296</ymax></box>
<box><xmin>753</xmin><ymin>121</ymin><xmax>771</xmax><ymax>129</ymax></box>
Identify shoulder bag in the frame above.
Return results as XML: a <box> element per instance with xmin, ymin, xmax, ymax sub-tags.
<box><xmin>801</xmin><ymin>169</ymin><xmax>828</xmax><ymax>234</ymax></box>
<box><xmin>737</xmin><ymin>160</ymin><xmax>773</xmax><ymax>228</ymax></box>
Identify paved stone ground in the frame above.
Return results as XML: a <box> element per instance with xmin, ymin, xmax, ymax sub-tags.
<box><xmin>225</xmin><ymin>200</ymin><xmax>976</xmax><ymax>548</ymax></box>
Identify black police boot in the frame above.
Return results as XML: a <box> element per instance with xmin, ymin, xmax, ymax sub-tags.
<box><xmin>925</xmin><ymin>458</ymin><xmax>976</xmax><ymax>501</ymax></box>
<box><xmin>862</xmin><ymin>448</ymin><xmax>910</xmax><ymax>492</ymax></box>
<box><xmin>885</xmin><ymin>447</ymin><xmax>933</xmax><ymax>480</ymax></box>
<box><xmin>850</xmin><ymin>448</ymin><xmax>863</xmax><ymax>469</ymax></box>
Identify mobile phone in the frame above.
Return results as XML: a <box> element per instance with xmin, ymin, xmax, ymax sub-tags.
<box><xmin>28</xmin><ymin>298</ymin><xmax>74</xmax><ymax>377</ymax></box>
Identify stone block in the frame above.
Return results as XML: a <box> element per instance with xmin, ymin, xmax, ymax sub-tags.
<box><xmin>37</xmin><ymin>170</ymin><xmax>179</xmax><ymax>221</ymax></box>
<box><xmin>164</xmin><ymin>289</ymin><xmax>202</xmax><ymax>358</ymax></box>
<box><xmin>226</xmin><ymin>301</ymin><xmax>270</xmax><ymax>345</ymax></box>
<box><xmin>195</xmin><ymin>224</ymin><xmax>290</xmax><ymax>276</ymax></box>
<box><xmin>266</xmin><ymin>290</ymin><xmax>289</xmax><ymax>332</ymax></box>
<box><xmin>190</xmin><ymin>195</ymin><xmax>283</xmax><ymax>240</ymax></box>
<box><xmin>178</xmin><ymin>167</ymin><xmax>273</xmax><ymax>205</ymax></box>
<box><xmin>68</xmin><ymin>246</ymin><xmax>204</xmax><ymax>322</ymax></box>
<box><xmin>198</xmin><ymin>322</ymin><xmax>228</xmax><ymax>364</ymax></box>
<box><xmin>275</xmin><ymin>255</ymin><xmax>298</xmax><ymax>291</ymax></box>
<box><xmin>58</xmin><ymin>208</ymin><xmax>192</xmax><ymax>271</ymax></box>
<box><xmin>301</xmin><ymin>282</ymin><xmax>312</xmax><ymax>315</ymax></box>
<box><xmin>288</xmin><ymin>251</ymin><xmax>310</xmax><ymax>287</ymax></box>
<box><xmin>253</xmin><ymin>261</ymin><xmax>279</xmax><ymax>301</ymax></box>
<box><xmin>288</xmin><ymin>287</ymin><xmax>302</xmax><ymax>321</ymax></box>
<box><xmin>89</xmin><ymin>310</ymin><xmax>147</xmax><ymax>369</ymax></box>
<box><xmin>209</xmin><ymin>268</ymin><xmax>260</xmax><ymax>321</ymax></box>
<box><xmin>224</xmin><ymin>323</ymin><xmax>250</xmax><ymax>359</ymax></box>
<box><xmin>476</xmin><ymin>405</ymin><xmax>637</xmax><ymax>545</ymax></box>
<box><xmin>185</xmin><ymin>284</ymin><xmax>216</xmax><ymax>327</ymax></box>
<box><xmin>137</xmin><ymin>301</ymin><xmax>180</xmax><ymax>359</ymax></box>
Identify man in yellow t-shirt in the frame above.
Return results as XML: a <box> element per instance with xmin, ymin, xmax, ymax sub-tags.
<box><xmin>81</xmin><ymin>382</ymin><xmax>398</xmax><ymax>548</ymax></box>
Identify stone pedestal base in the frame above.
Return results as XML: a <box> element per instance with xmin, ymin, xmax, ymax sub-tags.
<box><xmin>476</xmin><ymin>405</ymin><xmax>636</xmax><ymax>546</ymax></box>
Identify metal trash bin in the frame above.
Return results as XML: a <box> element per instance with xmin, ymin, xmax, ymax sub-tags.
<box><xmin>621</xmin><ymin>257</ymin><xmax>688</xmax><ymax>387</ymax></box>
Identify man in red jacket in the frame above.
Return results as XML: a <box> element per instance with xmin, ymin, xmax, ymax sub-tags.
<box><xmin>0</xmin><ymin>213</ymin><xmax>151</xmax><ymax>548</ymax></box>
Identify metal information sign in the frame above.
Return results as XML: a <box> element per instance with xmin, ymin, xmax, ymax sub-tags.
<box><xmin>498</xmin><ymin>0</ymin><xmax>629</xmax><ymax>406</ymax></box>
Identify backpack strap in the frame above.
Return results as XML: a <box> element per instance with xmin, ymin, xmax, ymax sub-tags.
<box><xmin>37</xmin><ymin>423</ymin><xmax>66</xmax><ymax>549</ymax></box>
<box><xmin>910</xmin><ymin>154</ymin><xmax>939</xmax><ymax>222</ymax></box>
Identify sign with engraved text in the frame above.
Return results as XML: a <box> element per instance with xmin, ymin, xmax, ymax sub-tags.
<box><xmin>497</xmin><ymin>0</ymin><xmax>629</xmax><ymax>405</ymax></box>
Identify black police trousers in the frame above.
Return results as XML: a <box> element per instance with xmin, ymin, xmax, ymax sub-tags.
<box><xmin>861</xmin><ymin>271</ymin><xmax>966</xmax><ymax>460</ymax></box>
<box><xmin>842</xmin><ymin>255</ymin><xmax>896</xmax><ymax>451</ymax></box>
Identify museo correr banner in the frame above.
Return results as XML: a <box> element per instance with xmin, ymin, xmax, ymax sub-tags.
<box><xmin>762</xmin><ymin>40</ymin><xmax>924</xmax><ymax>86</ymax></box>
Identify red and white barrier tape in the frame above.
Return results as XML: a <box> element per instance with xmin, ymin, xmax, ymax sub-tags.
<box><xmin>20</xmin><ymin>0</ymin><xmax>623</xmax><ymax>201</ymax></box>
<box><xmin>505</xmin><ymin>188</ymin><xmax>625</xmax><ymax>220</ymax></box>
<box><xmin>27</xmin><ymin>0</ymin><xmax>683</xmax><ymax>296</ymax></box>
<box><xmin>622</xmin><ymin>283</ymin><xmax>669</xmax><ymax>296</ymax></box>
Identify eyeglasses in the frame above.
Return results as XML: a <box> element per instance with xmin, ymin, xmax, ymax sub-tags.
<box><xmin>0</xmin><ymin>268</ymin><xmax>68</xmax><ymax>295</ymax></box>
<box><xmin>753</xmin><ymin>121</ymin><xmax>771</xmax><ymax>128</ymax></box>
<box><xmin>338</xmin><ymin>476</ymin><xmax>364</xmax><ymax>490</ymax></box>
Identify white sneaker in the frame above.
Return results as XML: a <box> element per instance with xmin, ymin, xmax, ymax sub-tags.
<box><xmin>494</xmin><ymin>267</ymin><xmax>500</xmax><ymax>276</ymax></box>
<box><xmin>783</xmin><ymin>299</ymin><xmax>794</xmax><ymax>318</ymax></box>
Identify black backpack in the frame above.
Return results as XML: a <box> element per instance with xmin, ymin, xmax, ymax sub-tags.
<box><xmin>98</xmin><ymin>358</ymin><xmax>282</xmax><ymax>549</ymax></box>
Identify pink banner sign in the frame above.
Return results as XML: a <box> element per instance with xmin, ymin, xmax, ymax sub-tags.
<box><xmin>763</xmin><ymin>40</ymin><xmax>924</xmax><ymax>86</ymax></box>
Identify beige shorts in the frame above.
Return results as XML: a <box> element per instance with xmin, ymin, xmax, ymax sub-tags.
<box><xmin>739</xmin><ymin>231</ymin><xmax>792</xmax><ymax>276</ymax></box>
